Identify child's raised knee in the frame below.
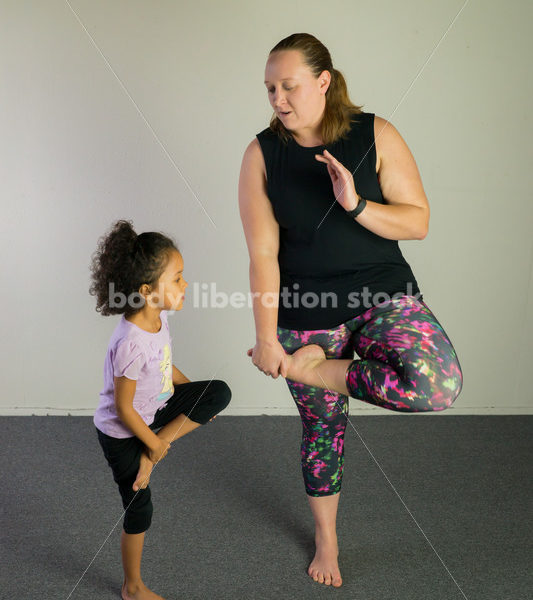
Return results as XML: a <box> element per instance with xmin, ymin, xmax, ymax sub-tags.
<box><xmin>213</xmin><ymin>379</ymin><xmax>232</xmax><ymax>409</ymax></box>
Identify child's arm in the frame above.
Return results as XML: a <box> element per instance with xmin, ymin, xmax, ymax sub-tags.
<box><xmin>172</xmin><ymin>364</ymin><xmax>191</xmax><ymax>385</ymax></box>
<box><xmin>114</xmin><ymin>375</ymin><xmax>170</xmax><ymax>463</ymax></box>
<box><xmin>171</xmin><ymin>364</ymin><xmax>218</xmax><ymax>424</ymax></box>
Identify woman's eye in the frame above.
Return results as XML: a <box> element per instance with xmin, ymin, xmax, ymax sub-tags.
<box><xmin>268</xmin><ymin>86</ymin><xmax>292</xmax><ymax>93</ymax></box>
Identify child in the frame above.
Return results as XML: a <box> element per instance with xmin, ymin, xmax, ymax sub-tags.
<box><xmin>89</xmin><ymin>219</ymin><xmax>231</xmax><ymax>600</ymax></box>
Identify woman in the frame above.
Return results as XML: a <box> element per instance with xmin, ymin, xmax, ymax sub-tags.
<box><xmin>238</xmin><ymin>33</ymin><xmax>463</xmax><ymax>588</ymax></box>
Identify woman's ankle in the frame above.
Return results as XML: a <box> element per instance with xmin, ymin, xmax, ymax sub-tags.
<box><xmin>124</xmin><ymin>577</ymin><xmax>143</xmax><ymax>592</ymax></box>
<box><xmin>314</xmin><ymin>522</ymin><xmax>338</xmax><ymax>543</ymax></box>
<box><xmin>315</xmin><ymin>522</ymin><xmax>337</xmax><ymax>535</ymax></box>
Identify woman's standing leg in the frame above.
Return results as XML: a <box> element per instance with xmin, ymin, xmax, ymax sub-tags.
<box><xmin>277</xmin><ymin>322</ymin><xmax>354</xmax><ymax>587</ymax></box>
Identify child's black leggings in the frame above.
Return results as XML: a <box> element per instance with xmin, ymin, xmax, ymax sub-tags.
<box><xmin>96</xmin><ymin>379</ymin><xmax>231</xmax><ymax>534</ymax></box>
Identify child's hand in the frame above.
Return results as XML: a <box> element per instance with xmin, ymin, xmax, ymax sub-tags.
<box><xmin>148</xmin><ymin>438</ymin><xmax>171</xmax><ymax>463</ymax></box>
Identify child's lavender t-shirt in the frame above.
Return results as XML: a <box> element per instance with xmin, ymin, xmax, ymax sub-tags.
<box><xmin>94</xmin><ymin>310</ymin><xmax>175</xmax><ymax>438</ymax></box>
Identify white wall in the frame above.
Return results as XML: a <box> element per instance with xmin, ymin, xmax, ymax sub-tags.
<box><xmin>1</xmin><ymin>0</ymin><xmax>532</xmax><ymax>415</ymax></box>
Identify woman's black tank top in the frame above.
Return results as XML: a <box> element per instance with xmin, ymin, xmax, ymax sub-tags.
<box><xmin>256</xmin><ymin>111</ymin><xmax>422</xmax><ymax>330</ymax></box>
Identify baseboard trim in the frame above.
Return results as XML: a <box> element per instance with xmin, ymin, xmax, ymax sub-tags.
<box><xmin>0</xmin><ymin>406</ymin><xmax>531</xmax><ymax>416</ymax></box>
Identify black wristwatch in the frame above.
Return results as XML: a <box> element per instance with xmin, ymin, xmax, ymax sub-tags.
<box><xmin>345</xmin><ymin>196</ymin><xmax>367</xmax><ymax>218</ymax></box>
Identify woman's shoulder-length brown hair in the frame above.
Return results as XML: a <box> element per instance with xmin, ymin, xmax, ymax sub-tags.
<box><xmin>267</xmin><ymin>33</ymin><xmax>365</xmax><ymax>146</ymax></box>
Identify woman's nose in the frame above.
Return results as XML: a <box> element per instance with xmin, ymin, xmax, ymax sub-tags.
<box><xmin>273</xmin><ymin>90</ymin><xmax>286</xmax><ymax>106</ymax></box>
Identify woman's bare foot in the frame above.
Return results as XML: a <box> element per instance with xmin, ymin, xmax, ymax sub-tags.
<box><xmin>122</xmin><ymin>579</ymin><xmax>165</xmax><ymax>600</ymax></box>
<box><xmin>132</xmin><ymin>452</ymin><xmax>153</xmax><ymax>491</ymax></box>
<box><xmin>286</xmin><ymin>344</ymin><xmax>327</xmax><ymax>384</ymax></box>
<box><xmin>308</xmin><ymin>532</ymin><xmax>343</xmax><ymax>587</ymax></box>
<box><xmin>285</xmin><ymin>344</ymin><xmax>352</xmax><ymax>396</ymax></box>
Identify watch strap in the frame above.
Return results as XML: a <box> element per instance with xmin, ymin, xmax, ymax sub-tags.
<box><xmin>345</xmin><ymin>196</ymin><xmax>367</xmax><ymax>218</ymax></box>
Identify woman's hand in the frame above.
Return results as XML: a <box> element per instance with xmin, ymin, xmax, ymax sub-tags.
<box><xmin>247</xmin><ymin>339</ymin><xmax>288</xmax><ymax>379</ymax></box>
<box><xmin>315</xmin><ymin>149</ymin><xmax>360</xmax><ymax>211</ymax></box>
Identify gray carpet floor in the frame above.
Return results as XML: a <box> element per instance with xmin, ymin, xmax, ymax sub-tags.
<box><xmin>2</xmin><ymin>415</ymin><xmax>532</xmax><ymax>599</ymax></box>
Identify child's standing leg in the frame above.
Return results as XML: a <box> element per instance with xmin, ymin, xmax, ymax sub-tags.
<box><xmin>96</xmin><ymin>431</ymin><xmax>162</xmax><ymax>600</ymax></box>
<box><xmin>121</xmin><ymin>531</ymin><xmax>163</xmax><ymax>600</ymax></box>
<box><xmin>99</xmin><ymin>380</ymin><xmax>231</xmax><ymax>600</ymax></box>
<box><xmin>120</xmin><ymin>415</ymin><xmax>213</xmax><ymax>600</ymax></box>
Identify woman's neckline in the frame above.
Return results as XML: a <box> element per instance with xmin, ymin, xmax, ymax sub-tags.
<box><xmin>290</xmin><ymin>135</ymin><xmax>326</xmax><ymax>150</ymax></box>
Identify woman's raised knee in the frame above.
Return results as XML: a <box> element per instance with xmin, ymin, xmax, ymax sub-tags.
<box><xmin>415</xmin><ymin>365</ymin><xmax>463</xmax><ymax>412</ymax></box>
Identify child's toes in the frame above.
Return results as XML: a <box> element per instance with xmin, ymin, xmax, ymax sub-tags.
<box><xmin>135</xmin><ymin>478</ymin><xmax>148</xmax><ymax>491</ymax></box>
<box><xmin>132</xmin><ymin>470</ymin><xmax>150</xmax><ymax>491</ymax></box>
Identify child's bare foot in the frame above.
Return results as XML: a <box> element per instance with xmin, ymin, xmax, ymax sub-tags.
<box><xmin>307</xmin><ymin>533</ymin><xmax>343</xmax><ymax>587</ymax></box>
<box><xmin>132</xmin><ymin>452</ymin><xmax>153</xmax><ymax>492</ymax></box>
<box><xmin>122</xmin><ymin>579</ymin><xmax>165</xmax><ymax>600</ymax></box>
<box><xmin>286</xmin><ymin>344</ymin><xmax>327</xmax><ymax>385</ymax></box>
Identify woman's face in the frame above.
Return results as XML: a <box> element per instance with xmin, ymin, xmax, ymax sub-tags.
<box><xmin>264</xmin><ymin>50</ymin><xmax>330</xmax><ymax>134</ymax></box>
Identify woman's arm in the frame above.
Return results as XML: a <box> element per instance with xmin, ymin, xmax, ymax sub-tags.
<box><xmin>249</xmin><ymin>256</ymin><xmax>280</xmax><ymax>343</ymax></box>
<box><xmin>361</xmin><ymin>115</ymin><xmax>430</xmax><ymax>240</ymax></box>
<box><xmin>317</xmin><ymin>117</ymin><xmax>430</xmax><ymax>241</ymax></box>
<box><xmin>238</xmin><ymin>138</ymin><xmax>288</xmax><ymax>377</ymax></box>
<box><xmin>238</xmin><ymin>138</ymin><xmax>281</xmax><ymax>343</ymax></box>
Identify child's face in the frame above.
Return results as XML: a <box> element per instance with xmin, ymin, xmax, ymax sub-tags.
<box><xmin>151</xmin><ymin>250</ymin><xmax>188</xmax><ymax>311</ymax></box>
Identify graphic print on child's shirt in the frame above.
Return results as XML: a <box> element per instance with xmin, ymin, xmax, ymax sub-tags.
<box><xmin>158</xmin><ymin>343</ymin><xmax>174</xmax><ymax>400</ymax></box>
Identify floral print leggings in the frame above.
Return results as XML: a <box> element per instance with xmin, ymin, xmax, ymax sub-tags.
<box><xmin>276</xmin><ymin>294</ymin><xmax>464</xmax><ymax>497</ymax></box>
